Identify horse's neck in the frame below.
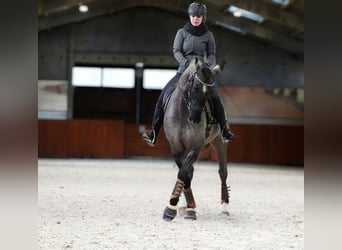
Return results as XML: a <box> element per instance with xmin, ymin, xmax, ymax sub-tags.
<box><xmin>178</xmin><ymin>66</ymin><xmax>195</xmax><ymax>90</ymax></box>
<box><xmin>177</xmin><ymin>77</ymin><xmax>189</xmax><ymax>92</ymax></box>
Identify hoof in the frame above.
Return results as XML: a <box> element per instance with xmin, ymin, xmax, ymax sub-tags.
<box><xmin>163</xmin><ymin>206</ymin><xmax>177</xmax><ymax>221</ymax></box>
<box><xmin>184</xmin><ymin>208</ymin><xmax>197</xmax><ymax>220</ymax></box>
<box><xmin>221</xmin><ymin>202</ymin><xmax>230</xmax><ymax>216</ymax></box>
<box><xmin>178</xmin><ymin>207</ymin><xmax>186</xmax><ymax>216</ymax></box>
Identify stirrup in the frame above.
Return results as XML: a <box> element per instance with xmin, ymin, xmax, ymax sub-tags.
<box><xmin>222</xmin><ymin>128</ymin><xmax>236</xmax><ymax>142</ymax></box>
<box><xmin>141</xmin><ymin>129</ymin><xmax>156</xmax><ymax>147</ymax></box>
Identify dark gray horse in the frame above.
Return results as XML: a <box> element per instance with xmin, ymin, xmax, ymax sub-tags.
<box><xmin>163</xmin><ymin>57</ymin><xmax>230</xmax><ymax>221</ymax></box>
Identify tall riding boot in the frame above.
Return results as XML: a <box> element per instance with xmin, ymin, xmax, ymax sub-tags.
<box><xmin>211</xmin><ymin>91</ymin><xmax>236</xmax><ymax>141</ymax></box>
<box><xmin>141</xmin><ymin>102</ymin><xmax>164</xmax><ymax>147</ymax></box>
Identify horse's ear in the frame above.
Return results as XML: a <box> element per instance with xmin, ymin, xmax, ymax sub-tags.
<box><xmin>195</xmin><ymin>57</ymin><xmax>203</xmax><ymax>71</ymax></box>
<box><xmin>213</xmin><ymin>61</ymin><xmax>226</xmax><ymax>74</ymax></box>
<box><xmin>213</xmin><ymin>64</ymin><xmax>222</xmax><ymax>74</ymax></box>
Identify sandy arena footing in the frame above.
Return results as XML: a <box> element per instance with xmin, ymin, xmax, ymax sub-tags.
<box><xmin>38</xmin><ymin>159</ymin><xmax>304</xmax><ymax>249</ymax></box>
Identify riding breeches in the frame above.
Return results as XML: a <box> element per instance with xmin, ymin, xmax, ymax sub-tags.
<box><xmin>151</xmin><ymin>73</ymin><xmax>182</xmax><ymax>133</ymax></box>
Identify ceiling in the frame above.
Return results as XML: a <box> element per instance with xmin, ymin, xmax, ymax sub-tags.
<box><xmin>38</xmin><ymin>0</ymin><xmax>304</xmax><ymax>57</ymax></box>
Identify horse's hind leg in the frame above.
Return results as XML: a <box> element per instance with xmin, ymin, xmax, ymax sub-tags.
<box><xmin>211</xmin><ymin>136</ymin><xmax>230</xmax><ymax>214</ymax></box>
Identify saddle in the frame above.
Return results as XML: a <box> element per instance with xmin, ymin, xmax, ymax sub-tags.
<box><xmin>162</xmin><ymin>94</ymin><xmax>172</xmax><ymax>113</ymax></box>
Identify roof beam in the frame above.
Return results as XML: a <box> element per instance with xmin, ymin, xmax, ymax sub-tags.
<box><xmin>204</xmin><ymin>0</ymin><xmax>303</xmax><ymax>32</ymax></box>
<box><xmin>288</xmin><ymin>0</ymin><xmax>304</xmax><ymax>10</ymax></box>
<box><xmin>38</xmin><ymin>0</ymin><xmax>302</xmax><ymax>56</ymax></box>
<box><xmin>38</xmin><ymin>0</ymin><xmax>91</xmax><ymax>16</ymax></box>
<box><xmin>38</xmin><ymin>0</ymin><xmax>187</xmax><ymax>30</ymax></box>
<box><xmin>202</xmin><ymin>1</ymin><xmax>302</xmax><ymax>55</ymax></box>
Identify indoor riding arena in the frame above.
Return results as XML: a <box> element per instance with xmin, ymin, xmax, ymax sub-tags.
<box><xmin>38</xmin><ymin>1</ymin><xmax>304</xmax><ymax>249</ymax></box>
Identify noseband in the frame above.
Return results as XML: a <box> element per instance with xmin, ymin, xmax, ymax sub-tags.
<box><xmin>189</xmin><ymin>71</ymin><xmax>215</xmax><ymax>87</ymax></box>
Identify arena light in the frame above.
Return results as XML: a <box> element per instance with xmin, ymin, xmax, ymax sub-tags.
<box><xmin>233</xmin><ymin>9</ymin><xmax>242</xmax><ymax>17</ymax></box>
<box><xmin>79</xmin><ymin>4</ymin><xmax>88</xmax><ymax>13</ymax></box>
<box><xmin>272</xmin><ymin>0</ymin><xmax>290</xmax><ymax>6</ymax></box>
<box><xmin>228</xmin><ymin>6</ymin><xmax>264</xmax><ymax>23</ymax></box>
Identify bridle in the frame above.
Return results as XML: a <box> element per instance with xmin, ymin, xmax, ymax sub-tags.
<box><xmin>184</xmin><ymin>71</ymin><xmax>214</xmax><ymax>118</ymax></box>
<box><xmin>189</xmin><ymin>71</ymin><xmax>215</xmax><ymax>87</ymax></box>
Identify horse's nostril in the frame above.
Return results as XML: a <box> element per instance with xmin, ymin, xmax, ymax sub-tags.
<box><xmin>188</xmin><ymin>118</ymin><xmax>198</xmax><ymax>124</ymax></box>
<box><xmin>188</xmin><ymin>118</ymin><xmax>200</xmax><ymax>125</ymax></box>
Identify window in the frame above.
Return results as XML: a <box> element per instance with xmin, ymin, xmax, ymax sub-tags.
<box><xmin>143</xmin><ymin>69</ymin><xmax>177</xmax><ymax>90</ymax></box>
<box><xmin>72</xmin><ymin>67</ymin><xmax>102</xmax><ymax>87</ymax></box>
<box><xmin>72</xmin><ymin>66</ymin><xmax>135</xmax><ymax>88</ymax></box>
<box><xmin>102</xmin><ymin>68</ymin><xmax>135</xmax><ymax>88</ymax></box>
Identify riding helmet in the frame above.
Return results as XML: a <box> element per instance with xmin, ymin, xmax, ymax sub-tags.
<box><xmin>188</xmin><ymin>2</ymin><xmax>207</xmax><ymax>17</ymax></box>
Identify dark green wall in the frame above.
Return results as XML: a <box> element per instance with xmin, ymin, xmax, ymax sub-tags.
<box><xmin>38</xmin><ymin>7</ymin><xmax>303</xmax><ymax>88</ymax></box>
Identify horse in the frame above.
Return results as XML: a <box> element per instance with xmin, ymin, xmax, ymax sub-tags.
<box><xmin>162</xmin><ymin>57</ymin><xmax>230</xmax><ymax>221</ymax></box>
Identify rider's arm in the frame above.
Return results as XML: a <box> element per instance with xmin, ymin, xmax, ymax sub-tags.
<box><xmin>206</xmin><ymin>31</ymin><xmax>216</xmax><ymax>68</ymax></box>
<box><xmin>173</xmin><ymin>29</ymin><xmax>189</xmax><ymax>70</ymax></box>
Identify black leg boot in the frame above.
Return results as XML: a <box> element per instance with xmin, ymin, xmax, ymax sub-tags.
<box><xmin>141</xmin><ymin>103</ymin><xmax>164</xmax><ymax>147</ymax></box>
<box><xmin>142</xmin><ymin>73</ymin><xmax>181</xmax><ymax>147</ymax></box>
<box><xmin>211</xmin><ymin>91</ymin><xmax>236</xmax><ymax>141</ymax></box>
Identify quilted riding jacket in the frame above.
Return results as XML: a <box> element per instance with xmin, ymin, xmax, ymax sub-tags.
<box><xmin>173</xmin><ymin>28</ymin><xmax>216</xmax><ymax>73</ymax></box>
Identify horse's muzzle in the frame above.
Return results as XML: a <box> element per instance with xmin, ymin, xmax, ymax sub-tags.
<box><xmin>188</xmin><ymin>118</ymin><xmax>200</xmax><ymax>125</ymax></box>
<box><xmin>188</xmin><ymin>108</ymin><xmax>203</xmax><ymax>124</ymax></box>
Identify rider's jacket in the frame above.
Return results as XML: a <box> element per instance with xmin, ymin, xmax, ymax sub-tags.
<box><xmin>173</xmin><ymin>27</ymin><xmax>216</xmax><ymax>74</ymax></box>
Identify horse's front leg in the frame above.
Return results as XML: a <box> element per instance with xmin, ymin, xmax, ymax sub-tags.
<box><xmin>176</xmin><ymin>164</ymin><xmax>197</xmax><ymax>220</ymax></box>
<box><xmin>163</xmin><ymin>171</ymin><xmax>197</xmax><ymax>221</ymax></box>
<box><xmin>183</xmin><ymin>183</ymin><xmax>197</xmax><ymax>220</ymax></box>
<box><xmin>163</xmin><ymin>151</ymin><xmax>198</xmax><ymax>221</ymax></box>
<box><xmin>162</xmin><ymin>156</ymin><xmax>184</xmax><ymax>221</ymax></box>
<box><xmin>162</xmin><ymin>178</ymin><xmax>184</xmax><ymax>221</ymax></box>
<box><xmin>178</xmin><ymin>150</ymin><xmax>199</xmax><ymax>220</ymax></box>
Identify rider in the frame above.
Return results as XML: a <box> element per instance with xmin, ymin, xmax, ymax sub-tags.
<box><xmin>142</xmin><ymin>2</ymin><xmax>235</xmax><ymax>146</ymax></box>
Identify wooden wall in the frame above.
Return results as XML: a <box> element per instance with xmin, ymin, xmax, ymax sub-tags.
<box><xmin>73</xmin><ymin>87</ymin><xmax>162</xmax><ymax>124</ymax></box>
<box><xmin>38</xmin><ymin>119</ymin><xmax>303</xmax><ymax>165</ymax></box>
<box><xmin>38</xmin><ymin>120</ymin><xmax>125</xmax><ymax>158</ymax></box>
